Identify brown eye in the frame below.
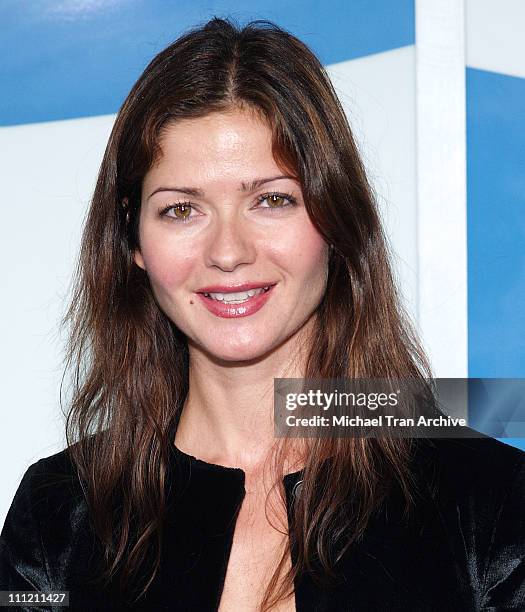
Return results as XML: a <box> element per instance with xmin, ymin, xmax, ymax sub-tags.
<box><xmin>159</xmin><ymin>201</ymin><xmax>199</xmax><ymax>223</ymax></box>
<box><xmin>173</xmin><ymin>204</ymin><xmax>192</xmax><ymax>219</ymax></box>
<box><xmin>258</xmin><ymin>193</ymin><xmax>297</xmax><ymax>210</ymax></box>
<box><xmin>264</xmin><ymin>195</ymin><xmax>286</xmax><ymax>208</ymax></box>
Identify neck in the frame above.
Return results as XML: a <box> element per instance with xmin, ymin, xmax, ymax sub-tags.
<box><xmin>174</xmin><ymin>319</ymin><xmax>314</xmax><ymax>474</ymax></box>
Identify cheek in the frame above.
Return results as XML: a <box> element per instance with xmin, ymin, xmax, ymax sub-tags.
<box><xmin>140</xmin><ymin>240</ymin><xmax>195</xmax><ymax>293</ymax></box>
<box><xmin>300</xmin><ymin>236</ymin><xmax>330</xmax><ymax>289</ymax></box>
<box><xmin>269</xmin><ymin>219</ymin><xmax>328</xmax><ymax>281</ymax></box>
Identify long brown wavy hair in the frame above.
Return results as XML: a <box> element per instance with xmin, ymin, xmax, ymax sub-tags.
<box><xmin>61</xmin><ymin>16</ymin><xmax>432</xmax><ymax>611</ymax></box>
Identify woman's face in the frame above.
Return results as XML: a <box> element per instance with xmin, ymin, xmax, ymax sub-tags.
<box><xmin>135</xmin><ymin>108</ymin><xmax>329</xmax><ymax>362</ymax></box>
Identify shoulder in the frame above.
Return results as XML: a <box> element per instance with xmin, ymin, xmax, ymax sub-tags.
<box><xmin>411</xmin><ymin>433</ymin><xmax>525</xmax><ymax>526</ymax></box>
<box><xmin>412</xmin><ymin>433</ymin><xmax>525</xmax><ymax>609</ymax></box>
<box><xmin>0</xmin><ymin>446</ymin><xmax>88</xmax><ymax>591</ymax></box>
<box><xmin>415</xmin><ymin>430</ymin><xmax>525</xmax><ymax>469</ymax></box>
<box><xmin>413</xmin><ymin>432</ymin><xmax>525</xmax><ymax>498</ymax></box>
<box><xmin>6</xmin><ymin>445</ymin><xmax>84</xmax><ymax>516</ymax></box>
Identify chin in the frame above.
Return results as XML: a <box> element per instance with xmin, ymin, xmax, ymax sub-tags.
<box><xmin>196</xmin><ymin>334</ymin><xmax>275</xmax><ymax>363</ymax></box>
<box><xmin>212</xmin><ymin>342</ymin><xmax>270</xmax><ymax>363</ymax></box>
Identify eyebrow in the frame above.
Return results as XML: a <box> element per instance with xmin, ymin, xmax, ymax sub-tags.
<box><xmin>146</xmin><ymin>174</ymin><xmax>297</xmax><ymax>201</ymax></box>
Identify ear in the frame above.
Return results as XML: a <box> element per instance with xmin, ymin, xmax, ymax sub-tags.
<box><xmin>122</xmin><ymin>197</ymin><xmax>145</xmax><ymax>270</ymax></box>
<box><xmin>133</xmin><ymin>249</ymin><xmax>146</xmax><ymax>270</ymax></box>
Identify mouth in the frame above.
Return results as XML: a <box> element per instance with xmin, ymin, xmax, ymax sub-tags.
<box><xmin>199</xmin><ymin>285</ymin><xmax>273</xmax><ymax>304</ymax></box>
<box><xmin>195</xmin><ymin>283</ymin><xmax>277</xmax><ymax>318</ymax></box>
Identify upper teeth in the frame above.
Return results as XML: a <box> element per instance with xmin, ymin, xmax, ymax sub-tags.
<box><xmin>204</xmin><ymin>286</ymin><xmax>270</xmax><ymax>302</ymax></box>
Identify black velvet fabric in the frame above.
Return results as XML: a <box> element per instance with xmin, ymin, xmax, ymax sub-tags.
<box><xmin>1</xmin><ymin>432</ymin><xmax>525</xmax><ymax>611</ymax></box>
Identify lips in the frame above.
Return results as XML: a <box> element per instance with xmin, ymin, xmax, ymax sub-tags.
<box><xmin>197</xmin><ymin>282</ymin><xmax>276</xmax><ymax>293</ymax></box>
<box><xmin>196</xmin><ymin>283</ymin><xmax>277</xmax><ymax>318</ymax></box>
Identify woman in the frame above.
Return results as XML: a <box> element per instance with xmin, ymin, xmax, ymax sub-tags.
<box><xmin>1</xmin><ymin>17</ymin><xmax>524</xmax><ymax>612</ymax></box>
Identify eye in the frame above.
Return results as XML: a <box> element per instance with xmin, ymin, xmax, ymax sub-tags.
<box><xmin>158</xmin><ymin>192</ymin><xmax>298</xmax><ymax>223</ymax></box>
<box><xmin>256</xmin><ymin>192</ymin><xmax>297</xmax><ymax>210</ymax></box>
<box><xmin>159</xmin><ymin>202</ymin><xmax>195</xmax><ymax>222</ymax></box>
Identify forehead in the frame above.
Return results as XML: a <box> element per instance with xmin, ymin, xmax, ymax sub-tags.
<box><xmin>147</xmin><ymin>110</ymin><xmax>280</xmax><ymax>184</ymax></box>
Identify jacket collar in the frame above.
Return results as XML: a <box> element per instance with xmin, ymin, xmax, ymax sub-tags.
<box><xmin>167</xmin><ymin>443</ymin><xmax>305</xmax><ymax>539</ymax></box>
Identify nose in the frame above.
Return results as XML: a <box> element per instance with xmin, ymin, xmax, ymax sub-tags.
<box><xmin>204</xmin><ymin>212</ymin><xmax>256</xmax><ymax>272</ymax></box>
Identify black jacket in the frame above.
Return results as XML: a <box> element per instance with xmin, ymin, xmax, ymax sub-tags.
<box><xmin>1</xmin><ymin>433</ymin><xmax>525</xmax><ymax>611</ymax></box>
